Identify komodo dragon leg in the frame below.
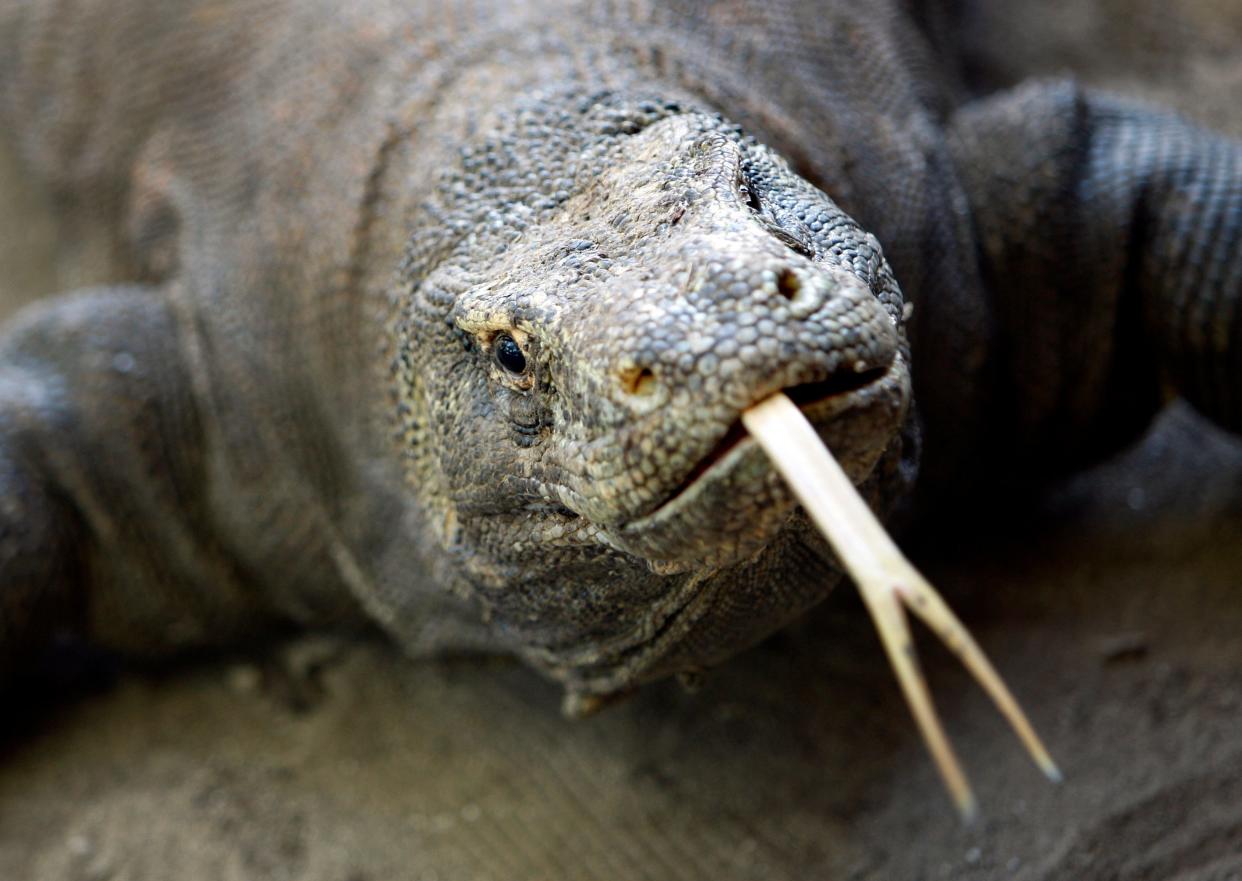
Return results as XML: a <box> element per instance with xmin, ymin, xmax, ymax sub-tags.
<box><xmin>945</xmin><ymin>80</ymin><xmax>1241</xmax><ymax>481</ymax></box>
<box><xmin>0</xmin><ymin>286</ymin><xmax>268</xmax><ymax>680</ymax></box>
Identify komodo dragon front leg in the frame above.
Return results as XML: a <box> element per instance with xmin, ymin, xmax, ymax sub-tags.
<box><xmin>0</xmin><ymin>286</ymin><xmax>276</xmax><ymax>678</ymax></box>
<box><xmin>942</xmin><ymin>81</ymin><xmax>1241</xmax><ymax>484</ymax></box>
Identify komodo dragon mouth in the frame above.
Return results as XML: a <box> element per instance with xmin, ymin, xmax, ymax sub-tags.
<box><xmin>613</xmin><ymin>353</ymin><xmax>909</xmax><ymax>567</ymax></box>
<box><xmin>643</xmin><ymin>366</ymin><xmax>892</xmax><ymax>519</ymax></box>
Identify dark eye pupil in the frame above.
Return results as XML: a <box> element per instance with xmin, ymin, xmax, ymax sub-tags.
<box><xmin>495</xmin><ymin>335</ymin><xmax>527</xmax><ymax>374</ymax></box>
<box><xmin>741</xmin><ymin>182</ymin><xmax>762</xmax><ymax>213</ymax></box>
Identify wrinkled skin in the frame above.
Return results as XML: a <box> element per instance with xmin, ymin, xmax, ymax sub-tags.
<box><xmin>391</xmin><ymin>91</ymin><xmax>913</xmax><ymax>693</ymax></box>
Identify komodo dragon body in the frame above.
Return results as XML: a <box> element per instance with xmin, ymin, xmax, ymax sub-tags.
<box><xmin>0</xmin><ymin>0</ymin><xmax>1238</xmax><ymax>716</ymax></box>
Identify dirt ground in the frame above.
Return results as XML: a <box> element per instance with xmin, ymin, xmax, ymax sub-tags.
<box><xmin>2</xmin><ymin>3</ymin><xmax>1241</xmax><ymax>880</ymax></box>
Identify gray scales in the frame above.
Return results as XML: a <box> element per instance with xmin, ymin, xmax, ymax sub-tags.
<box><xmin>0</xmin><ymin>0</ymin><xmax>1239</xmax><ymax>804</ymax></box>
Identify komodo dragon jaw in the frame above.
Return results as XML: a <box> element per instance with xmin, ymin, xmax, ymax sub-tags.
<box><xmin>390</xmin><ymin>89</ymin><xmax>915</xmax><ymax>695</ymax></box>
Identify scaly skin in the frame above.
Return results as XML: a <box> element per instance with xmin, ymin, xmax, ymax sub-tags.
<box><xmin>0</xmin><ymin>0</ymin><xmax>1238</xmax><ymax>710</ymax></box>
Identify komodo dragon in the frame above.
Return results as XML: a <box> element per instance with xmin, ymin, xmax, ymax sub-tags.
<box><xmin>0</xmin><ymin>0</ymin><xmax>1238</xmax><ymax>807</ymax></box>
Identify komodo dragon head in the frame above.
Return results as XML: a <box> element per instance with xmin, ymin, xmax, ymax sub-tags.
<box><xmin>390</xmin><ymin>90</ymin><xmax>914</xmax><ymax>703</ymax></box>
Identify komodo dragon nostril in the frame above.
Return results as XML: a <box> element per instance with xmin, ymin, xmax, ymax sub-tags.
<box><xmin>767</xmin><ymin>266</ymin><xmax>825</xmax><ymax>317</ymax></box>
<box><xmin>775</xmin><ymin>268</ymin><xmax>802</xmax><ymax>301</ymax></box>
<box><xmin>618</xmin><ymin>363</ymin><xmax>659</xmax><ymax>397</ymax></box>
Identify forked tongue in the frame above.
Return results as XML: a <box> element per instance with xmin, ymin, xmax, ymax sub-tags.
<box><xmin>740</xmin><ymin>393</ymin><xmax>1060</xmax><ymax>821</ymax></box>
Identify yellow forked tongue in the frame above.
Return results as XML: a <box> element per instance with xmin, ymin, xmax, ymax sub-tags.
<box><xmin>740</xmin><ymin>393</ymin><xmax>1061</xmax><ymax>821</ymax></box>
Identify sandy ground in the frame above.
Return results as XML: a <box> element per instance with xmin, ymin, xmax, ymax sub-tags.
<box><xmin>1</xmin><ymin>3</ymin><xmax>1241</xmax><ymax>880</ymax></box>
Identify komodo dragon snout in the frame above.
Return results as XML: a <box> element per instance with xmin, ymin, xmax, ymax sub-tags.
<box><xmin>392</xmin><ymin>91</ymin><xmax>914</xmax><ymax>696</ymax></box>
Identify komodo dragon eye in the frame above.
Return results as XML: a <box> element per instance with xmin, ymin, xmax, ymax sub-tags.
<box><xmin>493</xmin><ymin>333</ymin><xmax>527</xmax><ymax>374</ymax></box>
<box><xmin>739</xmin><ymin>179</ymin><xmax>763</xmax><ymax>214</ymax></box>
